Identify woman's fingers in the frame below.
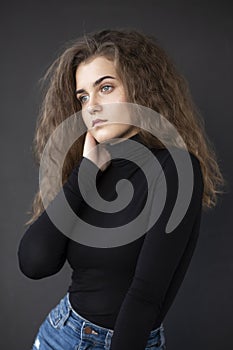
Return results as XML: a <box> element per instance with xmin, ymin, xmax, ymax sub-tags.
<box><xmin>83</xmin><ymin>131</ymin><xmax>96</xmax><ymax>156</ymax></box>
<box><xmin>83</xmin><ymin>132</ymin><xmax>111</xmax><ymax>171</ymax></box>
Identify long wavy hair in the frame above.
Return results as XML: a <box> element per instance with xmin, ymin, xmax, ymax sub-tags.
<box><xmin>24</xmin><ymin>28</ymin><xmax>226</xmax><ymax>226</ymax></box>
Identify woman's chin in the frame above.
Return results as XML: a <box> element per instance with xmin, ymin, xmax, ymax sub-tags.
<box><xmin>89</xmin><ymin>124</ymin><xmax>136</xmax><ymax>144</ymax></box>
<box><xmin>90</xmin><ymin>127</ymin><xmax>116</xmax><ymax>144</ymax></box>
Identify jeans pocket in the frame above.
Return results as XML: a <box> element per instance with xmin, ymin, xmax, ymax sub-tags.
<box><xmin>145</xmin><ymin>342</ymin><xmax>162</xmax><ymax>349</ymax></box>
<box><xmin>48</xmin><ymin>298</ymin><xmax>70</xmax><ymax>330</ymax></box>
<box><xmin>146</xmin><ymin>329</ymin><xmax>166</xmax><ymax>349</ymax></box>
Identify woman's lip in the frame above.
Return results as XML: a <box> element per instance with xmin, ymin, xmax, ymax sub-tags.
<box><xmin>92</xmin><ymin>119</ymin><xmax>108</xmax><ymax>127</ymax></box>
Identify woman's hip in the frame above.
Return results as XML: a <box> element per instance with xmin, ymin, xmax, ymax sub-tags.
<box><xmin>32</xmin><ymin>292</ymin><xmax>166</xmax><ymax>350</ymax></box>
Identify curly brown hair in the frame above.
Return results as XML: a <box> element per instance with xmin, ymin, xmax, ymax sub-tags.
<box><xmin>24</xmin><ymin>28</ymin><xmax>226</xmax><ymax>226</ymax></box>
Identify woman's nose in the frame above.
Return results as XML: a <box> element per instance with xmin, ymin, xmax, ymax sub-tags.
<box><xmin>85</xmin><ymin>93</ymin><xmax>102</xmax><ymax>114</ymax></box>
<box><xmin>87</xmin><ymin>103</ymin><xmax>102</xmax><ymax>115</ymax></box>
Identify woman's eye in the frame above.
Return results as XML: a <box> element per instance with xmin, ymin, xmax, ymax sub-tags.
<box><xmin>101</xmin><ymin>85</ymin><xmax>113</xmax><ymax>92</ymax></box>
<box><xmin>78</xmin><ymin>85</ymin><xmax>113</xmax><ymax>104</ymax></box>
<box><xmin>79</xmin><ymin>95</ymin><xmax>89</xmax><ymax>104</ymax></box>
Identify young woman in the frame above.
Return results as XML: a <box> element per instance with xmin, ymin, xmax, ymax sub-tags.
<box><xmin>18</xmin><ymin>29</ymin><xmax>225</xmax><ymax>350</ymax></box>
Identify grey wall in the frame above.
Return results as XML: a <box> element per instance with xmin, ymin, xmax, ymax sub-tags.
<box><xmin>1</xmin><ymin>1</ymin><xmax>232</xmax><ymax>349</ymax></box>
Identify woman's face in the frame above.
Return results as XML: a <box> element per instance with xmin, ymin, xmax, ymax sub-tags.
<box><xmin>75</xmin><ymin>56</ymin><xmax>139</xmax><ymax>144</ymax></box>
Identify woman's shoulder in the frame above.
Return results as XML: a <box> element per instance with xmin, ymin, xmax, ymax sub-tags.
<box><xmin>150</xmin><ymin>146</ymin><xmax>201</xmax><ymax>166</ymax></box>
<box><xmin>149</xmin><ymin>146</ymin><xmax>203</xmax><ymax>182</ymax></box>
<box><xmin>149</xmin><ymin>146</ymin><xmax>204</xmax><ymax>203</ymax></box>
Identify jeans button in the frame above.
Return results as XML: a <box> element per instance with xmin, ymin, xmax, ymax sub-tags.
<box><xmin>84</xmin><ymin>326</ymin><xmax>92</xmax><ymax>334</ymax></box>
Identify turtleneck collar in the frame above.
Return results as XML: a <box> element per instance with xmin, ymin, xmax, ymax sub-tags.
<box><xmin>104</xmin><ymin>132</ymin><xmax>150</xmax><ymax>167</ymax></box>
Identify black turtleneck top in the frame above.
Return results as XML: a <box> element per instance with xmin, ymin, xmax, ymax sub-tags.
<box><xmin>17</xmin><ymin>132</ymin><xmax>204</xmax><ymax>350</ymax></box>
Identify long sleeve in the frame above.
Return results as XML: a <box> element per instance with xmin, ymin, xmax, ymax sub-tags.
<box><xmin>17</xmin><ymin>156</ymin><xmax>103</xmax><ymax>279</ymax></box>
<box><xmin>109</xmin><ymin>151</ymin><xmax>204</xmax><ymax>350</ymax></box>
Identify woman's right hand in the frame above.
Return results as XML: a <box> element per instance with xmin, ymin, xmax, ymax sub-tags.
<box><xmin>83</xmin><ymin>131</ymin><xmax>111</xmax><ymax>172</ymax></box>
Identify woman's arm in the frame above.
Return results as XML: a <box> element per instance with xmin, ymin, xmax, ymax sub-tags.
<box><xmin>17</xmin><ymin>156</ymin><xmax>103</xmax><ymax>279</ymax></box>
<box><xmin>109</xmin><ymin>151</ymin><xmax>204</xmax><ymax>350</ymax></box>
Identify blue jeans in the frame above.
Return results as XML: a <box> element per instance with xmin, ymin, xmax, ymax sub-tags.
<box><xmin>32</xmin><ymin>292</ymin><xmax>166</xmax><ymax>350</ymax></box>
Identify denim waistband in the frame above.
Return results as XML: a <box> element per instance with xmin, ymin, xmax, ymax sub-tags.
<box><xmin>63</xmin><ymin>292</ymin><xmax>114</xmax><ymax>348</ymax></box>
<box><xmin>60</xmin><ymin>292</ymin><xmax>164</xmax><ymax>348</ymax></box>
<box><xmin>66</xmin><ymin>292</ymin><xmax>114</xmax><ymax>333</ymax></box>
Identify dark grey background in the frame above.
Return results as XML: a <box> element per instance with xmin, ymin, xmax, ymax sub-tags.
<box><xmin>1</xmin><ymin>1</ymin><xmax>232</xmax><ymax>349</ymax></box>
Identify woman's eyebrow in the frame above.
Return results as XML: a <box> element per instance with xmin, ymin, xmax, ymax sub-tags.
<box><xmin>75</xmin><ymin>75</ymin><xmax>116</xmax><ymax>95</ymax></box>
